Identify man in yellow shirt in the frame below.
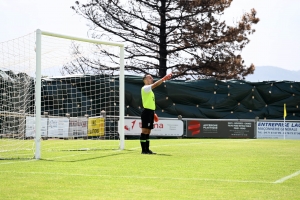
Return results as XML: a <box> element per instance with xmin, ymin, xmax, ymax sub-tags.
<box><xmin>140</xmin><ymin>73</ymin><xmax>172</xmax><ymax>154</ymax></box>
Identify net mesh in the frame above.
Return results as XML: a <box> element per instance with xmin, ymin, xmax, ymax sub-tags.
<box><xmin>0</xmin><ymin>31</ymin><xmax>122</xmax><ymax>160</ymax></box>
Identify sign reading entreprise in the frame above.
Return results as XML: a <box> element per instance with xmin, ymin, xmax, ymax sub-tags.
<box><xmin>257</xmin><ymin>122</ymin><xmax>300</xmax><ymax>139</ymax></box>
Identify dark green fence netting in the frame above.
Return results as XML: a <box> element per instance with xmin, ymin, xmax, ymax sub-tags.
<box><xmin>124</xmin><ymin>76</ymin><xmax>300</xmax><ymax>120</ymax></box>
<box><xmin>1</xmin><ymin>71</ymin><xmax>299</xmax><ymax>120</ymax></box>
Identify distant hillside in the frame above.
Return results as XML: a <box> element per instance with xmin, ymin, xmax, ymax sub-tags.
<box><xmin>245</xmin><ymin>66</ymin><xmax>300</xmax><ymax>82</ymax></box>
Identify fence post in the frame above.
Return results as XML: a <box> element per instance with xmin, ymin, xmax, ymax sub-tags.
<box><xmin>254</xmin><ymin>117</ymin><xmax>259</xmax><ymax>139</ymax></box>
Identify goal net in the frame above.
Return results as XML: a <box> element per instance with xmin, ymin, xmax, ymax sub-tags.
<box><xmin>0</xmin><ymin>30</ymin><xmax>125</xmax><ymax>160</ymax></box>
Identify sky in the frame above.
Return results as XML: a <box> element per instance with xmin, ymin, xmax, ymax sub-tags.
<box><xmin>0</xmin><ymin>0</ymin><xmax>300</xmax><ymax>71</ymax></box>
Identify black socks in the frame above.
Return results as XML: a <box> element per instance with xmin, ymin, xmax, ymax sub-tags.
<box><xmin>145</xmin><ymin>134</ymin><xmax>150</xmax><ymax>151</ymax></box>
<box><xmin>140</xmin><ymin>133</ymin><xmax>156</xmax><ymax>154</ymax></box>
<box><xmin>140</xmin><ymin>133</ymin><xmax>147</xmax><ymax>153</ymax></box>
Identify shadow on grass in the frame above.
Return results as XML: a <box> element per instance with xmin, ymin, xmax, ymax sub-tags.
<box><xmin>140</xmin><ymin>153</ymin><xmax>172</xmax><ymax>156</ymax></box>
<box><xmin>0</xmin><ymin>157</ymin><xmax>34</xmax><ymax>161</ymax></box>
<box><xmin>40</xmin><ymin>149</ymin><xmax>138</xmax><ymax>162</ymax></box>
<box><xmin>154</xmin><ymin>153</ymin><xmax>172</xmax><ymax>156</ymax></box>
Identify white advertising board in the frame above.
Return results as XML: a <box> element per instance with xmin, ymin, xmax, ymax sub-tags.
<box><xmin>257</xmin><ymin>121</ymin><xmax>300</xmax><ymax>139</ymax></box>
<box><xmin>120</xmin><ymin>119</ymin><xmax>183</xmax><ymax>136</ymax></box>
<box><xmin>68</xmin><ymin>117</ymin><xmax>88</xmax><ymax>137</ymax></box>
<box><xmin>25</xmin><ymin>117</ymin><xmax>48</xmax><ymax>137</ymax></box>
<box><xmin>47</xmin><ymin>118</ymin><xmax>69</xmax><ymax>138</ymax></box>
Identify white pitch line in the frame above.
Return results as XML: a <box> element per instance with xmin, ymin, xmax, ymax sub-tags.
<box><xmin>0</xmin><ymin>159</ymin><xmax>36</xmax><ymax>165</ymax></box>
<box><xmin>0</xmin><ymin>170</ymin><xmax>272</xmax><ymax>184</ymax></box>
<box><xmin>274</xmin><ymin>170</ymin><xmax>300</xmax><ymax>184</ymax></box>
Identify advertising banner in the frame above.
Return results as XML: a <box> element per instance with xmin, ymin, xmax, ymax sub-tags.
<box><xmin>87</xmin><ymin>117</ymin><xmax>105</xmax><ymax>136</ymax></box>
<box><xmin>121</xmin><ymin>119</ymin><xmax>183</xmax><ymax>137</ymax></box>
<box><xmin>257</xmin><ymin>121</ymin><xmax>300</xmax><ymax>139</ymax></box>
<box><xmin>47</xmin><ymin>118</ymin><xmax>69</xmax><ymax>138</ymax></box>
<box><xmin>68</xmin><ymin>117</ymin><xmax>88</xmax><ymax>137</ymax></box>
<box><xmin>186</xmin><ymin>120</ymin><xmax>254</xmax><ymax>138</ymax></box>
<box><xmin>25</xmin><ymin>117</ymin><xmax>48</xmax><ymax>137</ymax></box>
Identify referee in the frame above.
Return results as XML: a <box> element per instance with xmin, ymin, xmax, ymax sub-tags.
<box><xmin>140</xmin><ymin>73</ymin><xmax>172</xmax><ymax>154</ymax></box>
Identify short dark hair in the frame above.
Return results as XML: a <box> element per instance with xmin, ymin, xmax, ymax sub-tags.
<box><xmin>143</xmin><ymin>74</ymin><xmax>148</xmax><ymax>80</ymax></box>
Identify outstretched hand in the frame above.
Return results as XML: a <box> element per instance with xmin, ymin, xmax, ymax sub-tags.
<box><xmin>162</xmin><ymin>73</ymin><xmax>172</xmax><ymax>81</ymax></box>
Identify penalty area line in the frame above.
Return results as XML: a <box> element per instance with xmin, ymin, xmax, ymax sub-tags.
<box><xmin>0</xmin><ymin>170</ymin><xmax>273</xmax><ymax>184</ymax></box>
<box><xmin>274</xmin><ymin>170</ymin><xmax>300</xmax><ymax>184</ymax></box>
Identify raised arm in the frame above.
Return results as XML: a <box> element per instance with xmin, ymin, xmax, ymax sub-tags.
<box><xmin>151</xmin><ymin>73</ymin><xmax>172</xmax><ymax>90</ymax></box>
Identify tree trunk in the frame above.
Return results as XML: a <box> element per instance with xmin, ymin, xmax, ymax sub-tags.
<box><xmin>159</xmin><ymin>0</ymin><xmax>167</xmax><ymax>78</ymax></box>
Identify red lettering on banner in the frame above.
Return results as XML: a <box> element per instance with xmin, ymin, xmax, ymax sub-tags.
<box><xmin>154</xmin><ymin>123</ymin><xmax>164</xmax><ymax>129</ymax></box>
<box><xmin>131</xmin><ymin>120</ymin><xmax>136</xmax><ymax>129</ymax></box>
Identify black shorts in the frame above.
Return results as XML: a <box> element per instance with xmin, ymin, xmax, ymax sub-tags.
<box><xmin>141</xmin><ymin>109</ymin><xmax>154</xmax><ymax>129</ymax></box>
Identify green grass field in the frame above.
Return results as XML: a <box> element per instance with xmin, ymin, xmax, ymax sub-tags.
<box><xmin>1</xmin><ymin>139</ymin><xmax>300</xmax><ymax>200</ymax></box>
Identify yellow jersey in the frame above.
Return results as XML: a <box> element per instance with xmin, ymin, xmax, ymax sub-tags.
<box><xmin>141</xmin><ymin>85</ymin><xmax>155</xmax><ymax>110</ymax></box>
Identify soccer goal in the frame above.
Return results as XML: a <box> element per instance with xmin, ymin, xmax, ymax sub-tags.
<box><xmin>0</xmin><ymin>29</ymin><xmax>125</xmax><ymax>160</ymax></box>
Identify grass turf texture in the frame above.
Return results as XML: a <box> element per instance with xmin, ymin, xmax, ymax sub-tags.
<box><xmin>0</xmin><ymin>139</ymin><xmax>299</xmax><ymax>200</ymax></box>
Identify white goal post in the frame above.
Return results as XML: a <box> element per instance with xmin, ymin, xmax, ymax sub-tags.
<box><xmin>35</xmin><ymin>29</ymin><xmax>125</xmax><ymax>159</ymax></box>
